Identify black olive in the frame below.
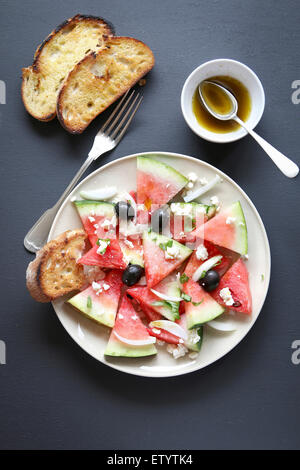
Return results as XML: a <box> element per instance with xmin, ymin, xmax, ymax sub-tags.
<box><xmin>115</xmin><ymin>201</ymin><xmax>134</xmax><ymax>221</ymax></box>
<box><xmin>233</xmin><ymin>301</ymin><xmax>241</xmax><ymax>308</ymax></box>
<box><xmin>122</xmin><ymin>264</ymin><xmax>145</xmax><ymax>286</ymax></box>
<box><xmin>151</xmin><ymin>205</ymin><xmax>170</xmax><ymax>234</ymax></box>
<box><xmin>199</xmin><ymin>269</ymin><xmax>220</xmax><ymax>292</ymax></box>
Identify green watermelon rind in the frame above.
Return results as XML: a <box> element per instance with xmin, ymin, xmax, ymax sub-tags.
<box><xmin>104</xmin><ymin>336</ymin><xmax>157</xmax><ymax>357</ymax></box>
<box><xmin>185</xmin><ymin>325</ymin><xmax>204</xmax><ymax>352</ymax></box>
<box><xmin>73</xmin><ymin>200</ymin><xmax>115</xmax><ymax>218</ymax></box>
<box><xmin>67</xmin><ymin>292</ymin><xmax>116</xmax><ymax>328</ymax></box>
<box><xmin>230</xmin><ymin>201</ymin><xmax>248</xmax><ymax>255</ymax></box>
<box><xmin>186</xmin><ymin>301</ymin><xmax>225</xmax><ymax>329</ymax></box>
<box><xmin>137</xmin><ymin>156</ymin><xmax>188</xmax><ymax>187</ymax></box>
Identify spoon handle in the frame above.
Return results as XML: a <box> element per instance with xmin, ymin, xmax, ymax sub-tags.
<box><xmin>234</xmin><ymin>116</ymin><xmax>299</xmax><ymax>178</ymax></box>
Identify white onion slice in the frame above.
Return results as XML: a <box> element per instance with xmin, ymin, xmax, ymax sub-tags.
<box><xmin>150</xmin><ymin>288</ymin><xmax>183</xmax><ymax>302</ymax></box>
<box><xmin>150</xmin><ymin>320</ymin><xmax>188</xmax><ymax>340</ymax></box>
<box><xmin>124</xmin><ymin>191</ymin><xmax>137</xmax><ymax>221</ymax></box>
<box><xmin>80</xmin><ymin>186</ymin><xmax>117</xmax><ymax>201</ymax></box>
<box><xmin>183</xmin><ymin>175</ymin><xmax>221</xmax><ymax>203</ymax></box>
<box><xmin>207</xmin><ymin>319</ymin><xmax>236</xmax><ymax>332</ymax></box>
<box><xmin>192</xmin><ymin>255</ymin><xmax>223</xmax><ymax>282</ymax></box>
<box><xmin>113</xmin><ymin>331</ymin><xmax>156</xmax><ymax>346</ymax></box>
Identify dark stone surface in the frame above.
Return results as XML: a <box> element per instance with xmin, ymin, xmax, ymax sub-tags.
<box><xmin>0</xmin><ymin>0</ymin><xmax>299</xmax><ymax>450</ymax></box>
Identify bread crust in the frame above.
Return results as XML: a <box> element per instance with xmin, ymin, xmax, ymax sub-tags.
<box><xmin>26</xmin><ymin>229</ymin><xmax>88</xmax><ymax>303</ymax></box>
<box><xmin>21</xmin><ymin>14</ymin><xmax>114</xmax><ymax>121</ymax></box>
<box><xmin>56</xmin><ymin>36</ymin><xmax>155</xmax><ymax>134</ymax></box>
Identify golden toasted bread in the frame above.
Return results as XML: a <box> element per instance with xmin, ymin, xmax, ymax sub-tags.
<box><xmin>26</xmin><ymin>229</ymin><xmax>88</xmax><ymax>303</ymax></box>
<box><xmin>56</xmin><ymin>36</ymin><xmax>155</xmax><ymax>134</ymax></box>
<box><xmin>21</xmin><ymin>14</ymin><xmax>114</xmax><ymax>121</ymax></box>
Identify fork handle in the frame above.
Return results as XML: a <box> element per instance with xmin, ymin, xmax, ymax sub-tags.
<box><xmin>24</xmin><ymin>154</ymin><xmax>95</xmax><ymax>253</ymax></box>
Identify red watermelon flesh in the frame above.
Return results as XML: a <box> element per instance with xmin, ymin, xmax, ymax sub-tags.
<box><xmin>127</xmin><ymin>287</ymin><xmax>167</xmax><ymax>320</ymax></box>
<box><xmin>143</xmin><ymin>231</ymin><xmax>192</xmax><ymax>287</ymax></box>
<box><xmin>113</xmin><ymin>295</ymin><xmax>151</xmax><ymax>341</ymax></box>
<box><xmin>184</xmin><ymin>240</ymin><xmax>231</xmax><ymax>279</ymax></box>
<box><xmin>73</xmin><ymin>201</ymin><xmax>116</xmax><ymax>246</ymax></box>
<box><xmin>211</xmin><ymin>259</ymin><xmax>252</xmax><ymax>314</ymax></box>
<box><xmin>77</xmin><ymin>239</ymin><xmax>126</xmax><ymax>270</ymax></box>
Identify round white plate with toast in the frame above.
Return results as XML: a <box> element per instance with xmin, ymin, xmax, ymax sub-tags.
<box><xmin>49</xmin><ymin>152</ymin><xmax>271</xmax><ymax>377</ymax></box>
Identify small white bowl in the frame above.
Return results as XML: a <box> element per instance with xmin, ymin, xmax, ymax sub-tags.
<box><xmin>181</xmin><ymin>58</ymin><xmax>265</xmax><ymax>143</ymax></box>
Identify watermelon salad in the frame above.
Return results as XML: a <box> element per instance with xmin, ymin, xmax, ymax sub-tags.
<box><xmin>67</xmin><ymin>155</ymin><xmax>252</xmax><ymax>360</ymax></box>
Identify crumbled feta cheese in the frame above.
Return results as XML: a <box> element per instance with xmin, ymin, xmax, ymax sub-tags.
<box><xmin>179</xmin><ymin>231</ymin><xmax>186</xmax><ymax>237</ymax></box>
<box><xmin>123</xmin><ymin>239</ymin><xmax>134</xmax><ymax>248</ymax></box>
<box><xmin>187</xmin><ymin>329</ymin><xmax>201</xmax><ymax>345</ymax></box>
<box><xmin>92</xmin><ymin>281</ymin><xmax>101</xmax><ymax>291</ymax></box>
<box><xmin>88</xmin><ymin>216</ymin><xmax>95</xmax><ymax>222</ymax></box>
<box><xmin>96</xmin><ymin>239</ymin><xmax>110</xmax><ymax>255</ymax></box>
<box><xmin>195</xmin><ymin>243</ymin><xmax>208</xmax><ymax>261</ymax></box>
<box><xmin>165</xmin><ymin>244</ymin><xmax>180</xmax><ymax>260</ymax></box>
<box><xmin>188</xmin><ymin>352</ymin><xmax>199</xmax><ymax>359</ymax></box>
<box><xmin>210</xmin><ymin>196</ymin><xmax>219</xmax><ymax>206</ymax></box>
<box><xmin>102</xmin><ymin>283</ymin><xmax>110</xmax><ymax>291</ymax></box>
<box><xmin>167</xmin><ymin>343</ymin><xmax>188</xmax><ymax>359</ymax></box>
<box><xmin>83</xmin><ymin>266</ymin><xmax>105</xmax><ymax>283</ymax></box>
<box><xmin>118</xmin><ymin>313</ymin><xmax>124</xmax><ymax>320</ymax></box>
<box><xmin>152</xmin><ymin>328</ymin><xmax>161</xmax><ymax>335</ymax></box>
<box><xmin>131</xmin><ymin>314</ymin><xmax>138</xmax><ymax>321</ymax></box>
<box><xmin>179</xmin><ymin>338</ymin><xmax>184</xmax><ymax>344</ymax></box>
<box><xmin>119</xmin><ymin>221</ymin><xmax>145</xmax><ymax>236</ymax></box>
<box><xmin>188</xmin><ymin>172</ymin><xmax>198</xmax><ymax>183</ymax></box>
<box><xmin>199</xmin><ymin>177</ymin><xmax>208</xmax><ymax>186</ymax></box>
<box><xmin>157</xmin><ymin>340</ymin><xmax>165</xmax><ymax>346</ymax></box>
<box><xmin>219</xmin><ymin>287</ymin><xmax>234</xmax><ymax>306</ymax></box>
<box><xmin>171</xmin><ymin>203</ymin><xmax>193</xmax><ymax>216</ymax></box>
<box><xmin>187</xmin><ymin>181</ymin><xmax>194</xmax><ymax>189</ymax></box>
<box><xmin>242</xmin><ymin>254</ymin><xmax>249</xmax><ymax>260</ymax></box>
<box><xmin>93</xmin><ymin>223</ymin><xmax>99</xmax><ymax>229</ymax></box>
<box><xmin>226</xmin><ymin>216</ymin><xmax>236</xmax><ymax>225</ymax></box>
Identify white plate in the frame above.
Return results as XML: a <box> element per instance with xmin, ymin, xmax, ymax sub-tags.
<box><xmin>49</xmin><ymin>152</ymin><xmax>271</xmax><ymax>378</ymax></box>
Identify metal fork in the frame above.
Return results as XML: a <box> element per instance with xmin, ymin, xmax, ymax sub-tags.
<box><xmin>24</xmin><ymin>89</ymin><xmax>143</xmax><ymax>253</ymax></box>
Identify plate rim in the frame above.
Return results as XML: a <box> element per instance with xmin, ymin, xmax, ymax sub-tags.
<box><xmin>49</xmin><ymin>151</ymin><xmax>271</xmax><ymax>378</ymax></box>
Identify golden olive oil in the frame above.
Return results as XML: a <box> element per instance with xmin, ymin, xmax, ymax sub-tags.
<box><xmin>192</xmin><ymin>75</ymin><xmax>251</xmax><ymax>133</ymax></box>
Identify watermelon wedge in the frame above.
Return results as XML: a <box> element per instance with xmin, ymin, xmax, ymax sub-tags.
<box><xmin>184</xmin><ymin>240</ymin><xmax>231</xmax><ymax>279</ymax></box>
<box><xmin>105</xmin><ymin>296</ymin><xmax>157</xmax><ymax>357</ymax></box>
<box><xmin>192</xmin><ymin>202</ymin><xmax>248</xmax><ymax>255</ymax></box>
<box><xmin>211</xmin><ymin>259</ymin><xmax>252</xmax><ymax>314</ymax></box>
<box><xmin>78</xmin><ymin>239</ymin><xmax>126</xmax><ymax>270</ymax></box>
<box><xmin>127</xmin><ymin>273</ymin><xmax>181</xmax><ymax>321</ymax></box>
<box><xmin>73</xmin><ymin>200</ymin><xmax>116</xmax><ymax>245</ymax></box>
<box><xmin>183</xmin><ymin>279</ymin><xmax>225</xmax><ymax>329</ymax></box>
<box><xmin>143</xmin><ymin>230</ymin><xmax>192</xmax><ymax>287</ymax></box>
<box><xmin>67</xmin><ymin>270</ymin><xmax>123</xmax><ymax>327</ymax></box>
<box><xmin>137</xmin><ymin>156</ymin><xmax>188</xmax><ymax>209</ymax></box>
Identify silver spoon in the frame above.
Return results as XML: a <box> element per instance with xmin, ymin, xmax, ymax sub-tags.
<box><xmin>198</xmin><ymin>80</ymin><xmax>299</xmax><ymax>178</ymax></box>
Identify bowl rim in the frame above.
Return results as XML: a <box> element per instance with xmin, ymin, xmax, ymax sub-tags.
<box><xmin>181</xmin><ymin>58</ymin><xmax>265</xmax><ymax>143</ymax></box>
<box><xmin>49</xmin><ymin>151</ymin><xmax>271</xmax><ymax>378</ymax></box>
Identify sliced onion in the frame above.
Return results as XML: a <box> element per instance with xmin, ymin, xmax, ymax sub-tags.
<box><xmin>80</xmin><ymin>186</ymin><xmax>117</xmax><ymax>201</ymax></box>
<box><xmin>124</xmin><ymin>191</ymin><xmax>137</xmax><ymax>221</ymax></box>
<box><xmin>183</xmin><ymin>175</ymin><xmax>221</xmax><ymax>203</ymax></box>
<box><xmin>150</xmin><ymin>320</ymin><xmax>188</xmax><ymax>340</ymax></box>
<box><xmin>192</xmin><ymin>255</ymin><xmax>223</xmax><ymax>282</ymax></box>
<box><xmin>113</xmin><ymin>331</ymin><xmax>156</xmax><ymax>346</ymax></box>
<box><xmin>150</xmin><ymin>288</ymin><xmax>183</xmax><ymax>302</ymax></box>
<box><xmin>207</xmin><ymin>319</ymin><xmax>236</xmax><ymax>332</ymax></box>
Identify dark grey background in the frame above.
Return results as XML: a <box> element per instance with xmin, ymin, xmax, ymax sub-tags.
<box><xmin>0</xmin><ymin>0</ymin><xmax>299</xmax><ymax>450</ymax></box>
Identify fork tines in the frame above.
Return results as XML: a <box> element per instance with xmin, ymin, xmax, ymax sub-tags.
<box><xmin>100</xmin><ymin>89</ymin><xmax>143</xmax><ymax>143</ymax></box>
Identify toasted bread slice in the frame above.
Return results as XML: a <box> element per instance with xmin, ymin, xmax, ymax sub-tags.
<box><xmin>56</xmin><ymin>36</ymin><xmax>155</xmax><ymax>133</ymax></box>
<box><xmin>22</xmin><ymin>14</ymin><xmax>114</xmax><ymax>121</ymax></box>
<box><xmin>26</xmin><ymin>229</ymin><xmax>88</xmax><ymax>303</ymax></box>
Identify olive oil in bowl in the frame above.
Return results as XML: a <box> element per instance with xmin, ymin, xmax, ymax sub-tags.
<box><xmin>192</xmin><ymin>76</ymin><xmax>251</xmax><ymax>133</ymax></box>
